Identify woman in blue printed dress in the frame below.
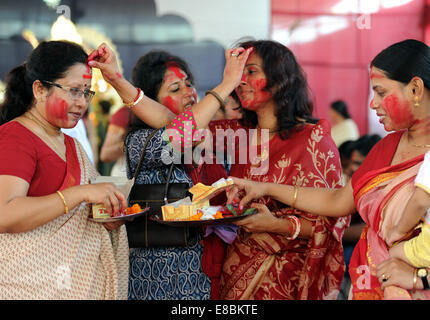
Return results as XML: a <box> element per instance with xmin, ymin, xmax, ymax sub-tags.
<box><xmin>124</xmin><ymin>51</ymin><xmax>226</xmax><ymax>300</ymax></box>
<box><xmin>88</xmin><ymin>43</ymin><xmax>251</xmax><ymax>299</ymax></box>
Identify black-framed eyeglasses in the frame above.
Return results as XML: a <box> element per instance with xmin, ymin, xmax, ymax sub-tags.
<box><xmin>41</xmin><ymin>80</ymin><xmax>95</xmax><ymax>103</ymax></box>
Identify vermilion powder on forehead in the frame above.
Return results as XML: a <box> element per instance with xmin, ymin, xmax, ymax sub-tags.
<box><xmin>370</xmin><ymin>72</ymin><xmax>385</xmax><ymax>80</ymax></box>
<box><xmin>83</xmin><ymin>64</ymin><xmax>92</xmax><ymax>79</ymax></box>
<box><xmin>166</xmin><ymin>61</ymin><xmax>186</xmax><ymax>80</ymax></box>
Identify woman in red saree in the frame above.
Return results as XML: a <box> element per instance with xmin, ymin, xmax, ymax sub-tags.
<box><xmin>210</xmin><ymin>117</ymin><xmax>347</xmax><ymax>300</ymax></box>
<box><xmin>0</xmin><ymin>41</ymin><xmax>129</xmax><ymax>299</ymax></box>
<box><xmin>213</xmin><ymin>40</ymin><xmax>348</xmax><ymax>300</ymax></box>
<box><xmin>228</xmin><ymin>39</ymin><xmax>430</xmax><ymax>299</ymax></box>
<box><xmin>148</xmin><ymin>40</ymin><xmax>349</xmax><ymax>299</ymax></box>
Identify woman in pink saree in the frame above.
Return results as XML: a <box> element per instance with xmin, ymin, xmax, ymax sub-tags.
<box><xmin>228</xmin><ymin>39</ymin><xmax>430</xmax><ymax>299</ymax></box>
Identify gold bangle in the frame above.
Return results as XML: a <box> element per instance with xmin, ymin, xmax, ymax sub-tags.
<box><xmin>205</xmin><ymin>90</ymin><xmax>226</xmax><ymax>109</ymax></box>
<box><xmin>291</xmin><ymin>185</ymin><xmax>298</xmax><ymax>209</ymax></box>
<box><xmin>56</xmin><ymin>190</ymin><xmax>69</xmax><ymax>215</ymax></box>
<box><xmin>123</xmin><ymin>88</ymin><xmax>143</xmax><ymax>108</ymax></box>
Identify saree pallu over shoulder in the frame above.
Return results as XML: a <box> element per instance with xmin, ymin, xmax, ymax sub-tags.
<box><xmin>350</xmin><ymin>153</ymin><xmax>430</xmax><ymax>300</ymax></box>
<box><xmin>220</xmin><ymin>120</ymin><xmax>349</xmax><ymax>300</ymax></box>
<box><xmin>0</xmin><ymin>139</ymin><xmax>129</xmax><ymax>300</ymax></box>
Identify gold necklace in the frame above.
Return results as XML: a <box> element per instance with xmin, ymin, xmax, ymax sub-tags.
<box><xmin>25</xmin><ymin>112</ymin><xmax>66</xmax><ymax>161</ymax></box>
<box><xmin>27</xmin><ymin>111</ymin><xmax>61</xmax><ymax>135</ymax></box>
<box><xmin>412</xmin><ymin>143</ymin><xmax>430</xmax><ymax>148</ymax></box>
<box><xmin>408</xmin><ymin>135</ymin><xmax>430</xmax><ymax>148</ymax></box>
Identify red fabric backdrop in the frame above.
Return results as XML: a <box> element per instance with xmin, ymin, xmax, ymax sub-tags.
<box><xmin>271</xmin><ymin>0</ymin><xmax>427</xmax><ymax>136</ymax></box>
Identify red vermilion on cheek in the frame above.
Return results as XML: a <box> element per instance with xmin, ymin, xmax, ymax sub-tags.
<box><xmin>241</xmin><ymin>78</ymin><xmax>271</xmax><ymax>110</ymax></box>
<box><xmin>252</xmin><ymin>78</ymin><xmax>267</xmax><ymax>90</ymax></box>
<box><xmin>161</xmin><ymin>96</ymin><xmax>181</xmax><ymax>115</ymax></box>
<box><xmin>381</xmin><ymin>94</ymin><xmax>413</xmax><ymax>128</ymax></box>
<box><xmin>46</xmin><ymin>96</ymin><xmax>69</xmax><ymax>126</ymax></box>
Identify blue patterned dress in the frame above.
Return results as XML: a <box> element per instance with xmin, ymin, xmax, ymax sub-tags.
<box><xmin>125</xmin><ymin>127</ymin><xmax>211</xmax><ymax>300</ymax></box>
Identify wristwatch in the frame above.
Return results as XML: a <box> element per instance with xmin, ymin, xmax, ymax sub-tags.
<box><xmin>417</xmin><ymin>268</ymin><xmax>429</xmax><ymax>290</ymax></box>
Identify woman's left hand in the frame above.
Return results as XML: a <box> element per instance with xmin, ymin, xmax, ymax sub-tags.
<box><xmin>103</xmin><ymin>220</ymin><xmax>125</xmax><ymax>231</ymax></box>
<box><xmin>233</xmin><ymin>203</ymin><xmax>278</xmax><ymax>233</ymax></box>
<box><xmin>376</xmin><ymin>258</ymin><xmax>416</xmax><ymax>290</ymax></box>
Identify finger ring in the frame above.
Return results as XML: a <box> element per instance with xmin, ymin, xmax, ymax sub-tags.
<box><xmin>231</xmin><ymin>52</ymin><xmax>239</xmax><ymax>57</ymax></box>
<box><xmin>382</xmin><ymin>274</ymin><xmax>390</xmax><ymax>282</ymax></box>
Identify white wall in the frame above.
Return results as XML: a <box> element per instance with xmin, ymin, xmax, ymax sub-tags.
<box><xmin>155</xmin><ymin>0</ymin><xmax>271</xmax><ymax>48</ymax></box>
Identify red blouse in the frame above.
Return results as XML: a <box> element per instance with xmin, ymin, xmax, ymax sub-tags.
<box><xmin>0</xmin><ymin>121</ymin><xmax>80</xmax><ymax>197</ymax></box>
<box><xmin>110</xmin><ymin>106</ymin><xmax>131</xmax><ymax>129</ymax></box>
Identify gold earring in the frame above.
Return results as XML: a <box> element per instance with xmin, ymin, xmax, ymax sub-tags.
<box><xmin>414</xmin><ymin>96</ymin><xmax>420</xmax><ymax>107</ymax></box>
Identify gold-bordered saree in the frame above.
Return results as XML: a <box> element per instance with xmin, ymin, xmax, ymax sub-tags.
<box><xmin>350</xmin><ymin>131</ymin><xmax>430</xmax><ymax>300</ymax></box>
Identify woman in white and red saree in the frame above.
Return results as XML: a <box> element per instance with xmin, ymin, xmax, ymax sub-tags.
<box><xmin>0</xmin><ymin>41</ymin><xmax>129</xmax><ymax>299</ymax></box>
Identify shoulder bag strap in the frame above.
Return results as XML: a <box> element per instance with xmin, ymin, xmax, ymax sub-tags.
<box><xmin>127</xmin><ymin>128</ymin><xmax>177</xmax><ymax>204</ymax></box>
<box><xmin>131</xmin><ymin>128</ymin><xmax>161</xmax><ymax>180</ymax></box>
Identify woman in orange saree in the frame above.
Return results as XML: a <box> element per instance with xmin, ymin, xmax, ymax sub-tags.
<box><xmin>227</xmin><ymin>39</ymin><xmax>430</xmax><ymax>299</ymax></box>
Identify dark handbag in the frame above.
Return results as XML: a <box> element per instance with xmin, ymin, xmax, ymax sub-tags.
<box><xmin>125</xmin><ymin>128</ymin><xmax>198</xmax><ymax>248</ymax></box>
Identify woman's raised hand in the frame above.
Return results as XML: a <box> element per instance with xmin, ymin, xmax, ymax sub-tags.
<box><xmin>221</xmin><ymin>47</ymin><xmax>254</xmax><ymax>91</ymax></box>
<box><xmin>226</xmin><ymin>176</ymin><xmax>267</xmax><ymax>208</ymax></box>
<box><xmin>88</xmin><ymin>43</ymin><xmax>122</xmax><ymax>85</ymax></box>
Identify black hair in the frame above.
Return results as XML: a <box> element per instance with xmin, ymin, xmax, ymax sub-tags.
<box><xmin>338</xmin><ymin>140</ymin><xmax>356</xmax><ymax>160</ymax></box>
<box><xmin>235</xmin><ymin>40</ymin><xmax>318</xmax><ymax>139</ymax></box>
<box><xmin>229</xmin><ymin>90</ymin><xmax>240</xmax><ymax>105</ymax></box>
<box><xmin>353</xmin><ymin>134</ymin><xmax>381</xmax><ymax>157</ymax></box>
<box><xmin>0</xmin><ymin>40</ymin><xmax>88</xmax><ymax>125</ymax></box>
<box><xmin>99</xmin><ymin>100</ymin><xmax>112</xmax><ymax>115</ymax></box>
<box><xmin>330</xmin><ymin>100</ymin><xmax>351</xmax><ymax>119</ymax></box>
<box><xmin>129</xmin><ymin>50</ymin><xmax>195</xmax><ymax>131</ymax></box>
<box><xmin>219</xmin><ymin>90</ymin><xmax>242</xmax><ymax>115</ymax></box>
<box><xmin>371</xmin><ymin>39</ymin><xmax>430</xmax><ymax>89</ymax></box>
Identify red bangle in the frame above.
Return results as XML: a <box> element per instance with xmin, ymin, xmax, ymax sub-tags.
<box><xmin>286</xmin><ymin>215</ymin><xmax>301</xmax><ymax>240</ymax></box>
<box><xmin>123</xmin><ymin>88</ymin><xmax>141</xmax><ymax>107</ymax></box>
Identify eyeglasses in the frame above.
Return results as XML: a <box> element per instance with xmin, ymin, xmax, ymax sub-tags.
<box><xmin>41</xmin><ymin>80</ymin><xmax>95</xmax><ymax>103</ymax></box>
